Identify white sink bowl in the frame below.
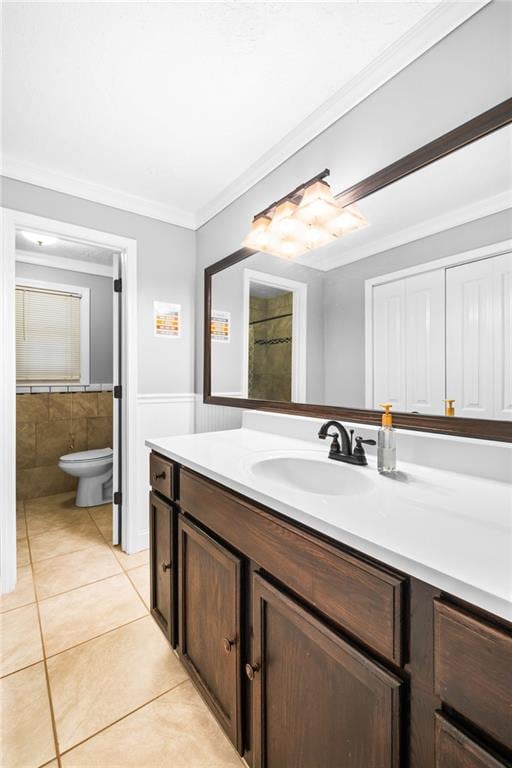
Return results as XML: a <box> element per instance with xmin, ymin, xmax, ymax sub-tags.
<box><xmin>249</xmin><ymin>455</ymin><xmax>374</xmax><ymax>496</ymax></box>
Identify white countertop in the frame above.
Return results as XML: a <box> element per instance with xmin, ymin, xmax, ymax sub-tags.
<box><xmin>146</xmin><ymin>427</ymin><xmax>512</xmax><ymax>622</ymax></box>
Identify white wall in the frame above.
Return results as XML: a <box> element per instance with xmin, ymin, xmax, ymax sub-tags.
<box><xmin>195</xmin><ymin>1</ymin><xmax>512</xmax><ymax>401</ymax></box>
<box><xmin>15</xmin><ymin>261</ymin><xmax>114</xmax><ymax>384</ymax></box>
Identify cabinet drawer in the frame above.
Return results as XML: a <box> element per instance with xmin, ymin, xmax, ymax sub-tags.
<box><xmin>150</xmin><ymin>452</ymin><xmax>175</xmax><ymax>500</ymax></box>
<box><xmin>434</xmin><ymin>602</ymin><xmax>512</xmax><ymax>751</ymax></box>
<box><xmin>180</xmin><ymin>469</ymin><xmax>405</xmax><ymax>664</ymax></box>
<box><xmin>435</xmin><ymin>715</ymin><xmax>508</xmax><ymax>768</ymax></box>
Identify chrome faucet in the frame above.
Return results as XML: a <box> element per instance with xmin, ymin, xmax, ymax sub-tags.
<box><xmin>318</xmin><ymin>420</ymin><xmax>376</xmax><ymax>466</ymax></box>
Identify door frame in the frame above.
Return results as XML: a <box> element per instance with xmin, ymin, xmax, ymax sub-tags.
<box><xmin>1</xmin><ymin>208</ymin><xmax>138</xmax><ymax>593</ymax></box>
<box><xmin>241</xmin><ymin>268</ymin><xmax>307</xmax><ymax>401</ymax></box>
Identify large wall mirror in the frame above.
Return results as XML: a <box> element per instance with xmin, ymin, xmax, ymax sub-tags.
<box><xmin>205</xmin><ymin>100</ymin><xmax>512</xmax><ymax>441</ymax></box>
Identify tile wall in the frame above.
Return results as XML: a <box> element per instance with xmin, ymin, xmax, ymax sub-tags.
<box><xmin>249</xmin><ymin>292</ymin><xmax>293</xmax><ymax>401</ymax></box>
<box><xmin>16</xmin><ymin>391</ymin><xmax>113</xmax><ymax>500</ymax></box>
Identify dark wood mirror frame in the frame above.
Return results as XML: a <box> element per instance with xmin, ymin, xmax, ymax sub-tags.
<box><xmin>204</xmin><ymin>98</ymin><xmax>512</xmax><ymax>443</ymax></box>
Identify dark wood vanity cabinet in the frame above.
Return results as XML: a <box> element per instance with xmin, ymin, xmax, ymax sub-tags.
<box><xmin>250</xmin><ymin>573</ymin><xmax>402</xmax><ymax>768</ymax></box>
<box><xmin>149</xmin><ymin>491</ymin><xmax>176</xmax><ymax>646</ymax></box>
<box><xmin>178</xmin><ymin>516</ymin><xmax>242</xmax><ymax>751</ymax></box>
<box><xmin>149</xmin><ymin>453</ymin><xmax>512</xmax><ymax>768</ymax></box>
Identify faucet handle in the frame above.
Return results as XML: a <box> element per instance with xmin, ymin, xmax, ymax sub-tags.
<box><xmin>355</xmin><ymin>436</ymin><xmax>376</xmax><ymax>448</ymax></box>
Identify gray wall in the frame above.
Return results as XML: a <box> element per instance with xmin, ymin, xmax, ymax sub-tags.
<box><xmin>2</xmin><ymin>178</ymin><xmax>196</xmax><ymax>394</ymax></box>
<box><xmin>15</xmin><ymin>261</ymin><xmax>114</xmax><ymax>384</ymax></box>
<box><xmin>323</xmin><ymin>209</ymin><xmax>512</xmax><ymax>407</ymax></box>
<box><xmin>195</xmin><ymin>1</ymin><xmax>512</xmax><ymax>396</ymax></box>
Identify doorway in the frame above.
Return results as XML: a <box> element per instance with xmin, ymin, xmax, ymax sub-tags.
<box><xmin>242</xmin><ymin>269</ymin><xmax>307</xmax><ymax>402</ymax></box>
<box><xmin>1</xmin><ymin>209</ymin><xmax>138</xmax><ymax>594</ymax></box>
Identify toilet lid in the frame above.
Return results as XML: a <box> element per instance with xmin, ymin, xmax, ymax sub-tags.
<box><xmin>60</xmin><ymin>447</ymin><xmax>113</xmax><ymax>462</ymax></box>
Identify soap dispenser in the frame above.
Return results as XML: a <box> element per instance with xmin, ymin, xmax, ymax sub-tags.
<box><xmin>444</xmin><ymin>399</ymin><xmax>455</xmax><ymax>416</ymax></box>
<box><xmin>378</xmin><ymin>403</ymin><xmax>396</xmax><ymax>473</ymax></box>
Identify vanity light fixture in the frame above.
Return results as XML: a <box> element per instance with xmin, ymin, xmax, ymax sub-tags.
<box><xmin>241</xmin><ymin>169</ymin><xmax>368</xmax><ymax>260</ymax></box>
<box><xmin>21</xmin><ymin>231</ymin><xmax>57</xmax><ymax>247</ymax></box>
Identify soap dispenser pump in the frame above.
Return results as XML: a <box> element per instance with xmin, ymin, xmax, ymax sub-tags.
<box><xmin>378</xmin><ymin>403</ymin><xmax>396</xmax><ymax>474</ymax></box>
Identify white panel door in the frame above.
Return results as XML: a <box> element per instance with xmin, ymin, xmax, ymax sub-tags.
<box><xmin>405</xmin><ymin>270</ymin><xmax>445</xmax><ymax>415</ymax></box>
<box><xmin>372</xmin><ymin>280</ymin><xmax>406</xmax><ymax>411</ymax></box>
<box><xmin>493</xmin><ymin>252</ymin><xmax>512</xmax><ymax>421</ymax></box>
<box><xmin>446</xmin><ymin>258</ymin><xmax>494</xmax><ymax>419</ymax></box>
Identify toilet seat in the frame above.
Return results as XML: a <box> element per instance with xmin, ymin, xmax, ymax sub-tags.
<box><xmin>60</xmin><ymin>447</ymin><xmax>113</xmax><ymax>463</ymax></box>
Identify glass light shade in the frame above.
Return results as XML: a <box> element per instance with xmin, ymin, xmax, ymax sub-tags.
<box><xmin>328</xmin><ymin>205</ymin><xmax>368</xmax><ymax>236</ymax></box>
<box><xmin>241</xmin><ymin>215</ymin><xmax>272</xmax><ymax>251</ymax></box>
<box><xmin>268</xmin><ymin>200</ymin><xmax>308</xmax><ymax>240</ymax></box>
<box><xmin>296</xmin><ymin>180</ymin><xmax>339</xmax><ymax>225</ymax></box>
<box><xmin>21</xmin><ymin>231</ymin><xmax>57</xmax><ymax>247</ymax></box>
<box><xmin>266</xmin><ymin>234</ymin><xmax>309</xmax><ymax>260</ymax></box>
<box><xmin>306</xmin><ymin>223</ymin><xmax>335</xmax><ymax>250</ymax></box>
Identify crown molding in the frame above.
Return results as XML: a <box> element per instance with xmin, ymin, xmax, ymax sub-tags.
<box><xmin>312</xmin><ymin>192</ymin><xmax>512</xmax><ymax>272</ymax></box>
<box><xmin>195</xmin><ymin>0</ymin><xmax>490</xmax><ymax>228</ymax></box>
<box><xmin>2</xmin><ymin>157</ymin><xmax>196</xmax><ymax>230</ymax></box>
<box><xmin>15</xmin><ymin>249</ymin><xmax>114</xmax><ymax>278</ymax></box>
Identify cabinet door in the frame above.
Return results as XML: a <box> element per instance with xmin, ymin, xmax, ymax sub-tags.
<box><xmin>446</xmin><ymin>258</ymin><xmax>494</xmax><ymax>419</ymax></box>
<box><xmin>178</xmin><ymin>516</ymin><xmax>242</xmax><ymax>752</ymax></box>
<box><xmin>249</xmin><ymin>574</ymin><xmax>402</xmax><ymax>768</ymax></box>
<box><xmin>405</xmin><ymin>270</ymin><xmax>445</xmax><ymax>415</ymax></box>
<box><xmin>149</xmin><ymin>492</ymin><xmax>176</xmax><ymax>646</ymax></box>
<box><xmin>435</xmin><ymin>715</ymin><xmax>508</xmax><ymax>768</ymax></box>
<box><xmin>372</xmin><ymin>279</ymin><xmax>407</xmax><ymax>410</ymax></box>
<box><xmin>493</xmin><ymin>252</ymin><xmax>512</xmax><ymax>421</ymax></box>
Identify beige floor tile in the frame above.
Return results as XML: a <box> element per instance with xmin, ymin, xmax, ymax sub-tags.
<box><xmin>17</xmin><ymin>536</ymin><xmax>30</xmax><ymax>566</ymax></box>
<box><xmin>39</xmin><ymin>573</ymin><xmax>147</xmax><ymax>656</ymax></box>
<box><xmin>30</xmin><ymin>519</ymin><xmax>105</xmax><ymax>563</ymax></box>
<box><xmin>48</xmin><ymin>615</ymin><xmax>187</xmax><ymax>752</ymax></box>
<box><xmin>33</xmin><ymin>545</ymin><xmax>122</xmax><ymax>600</ymax></box>
<box><xmin>27</xmin><ymin>506</ymin><xmax>93</xmax><ymax>537</ymax></box>
<box><xmin>0</xmin><ymin>603</ymin><xmax>43</xmax><ymax>677</ymax></box>
<box><xmin>0</xmin><ymin>565</ymin><xmax>35</xmax><ymax>613</ymax></box>
<box><xmin>25</xmin><ymin>491</ymin><xmax>76</xmax><ymax>515</ymax></box>
<box><xmin>60</xmin><ymin>680</ymin><xmax>242</xmax><ymax>768</ymax></box>
<box><xmin>0</xmin><ymin>663</ymin><xmax>56</xmax><ymax>768</ymax></box>
<box><xmin>111</xmin><ymin>546</ymin><xmax>149</xmax><ymax>571</ymax></box>
<box><xmin>89</xmin><ymin>505</ymin><xmax>113</xmax><ymax>541</ymax></box>
<box><xmin>126</xmin><ymin>564</ymin><xmax>150</xmax><ymax>608</ymax></box>
<box><xmin>16</xmin><ymin>506</ymin><xmax>27</xmax><ymax>540</ymax></box>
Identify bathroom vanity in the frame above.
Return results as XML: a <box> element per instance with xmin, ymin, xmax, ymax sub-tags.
<box><xmin>146</xmin><ymin>425</ymin><xmax>512</xmax><ymax>768</ymax></box>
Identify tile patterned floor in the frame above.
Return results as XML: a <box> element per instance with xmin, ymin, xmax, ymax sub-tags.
<box><xmin>1</xmin><ymin>492</ymin><xmax>244</xmax><ymax>768</ymax></box>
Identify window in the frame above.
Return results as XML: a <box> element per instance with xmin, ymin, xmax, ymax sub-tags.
<box><xmin>16</xmin><ymin>279</ymin><xmax>90</xmax><ymax>384</ymax></box>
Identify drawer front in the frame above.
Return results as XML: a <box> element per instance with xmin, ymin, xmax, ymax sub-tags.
<box><xmin>434</xmin><ymin>602</ymin><xmax>512</xmax><ymax>751</ymax></box>
<box><xmin>435</xmin><ymin>715</ymin><xmax>508</xmax><ymax>768</ymax></box>
<box><xmin>149</xmin><ymin>492</ymin><xmax>176</xmax><ymax>646</ymax></box>
<box><xmin>180</xmin><ymin>469</ymin><xmax>405</xmax><ymax>664</ymax></box>
<box><xmin>150</xmin><ymin>452</ymin><xmax>174</xmax><ymax>500</ymax></box>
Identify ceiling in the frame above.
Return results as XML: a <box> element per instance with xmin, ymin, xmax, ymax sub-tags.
<box><xmin>2</xmin><ymin>2</ymin><xmax>487</xmax><ymax>229</ymax></box>
<box><xmin>16</xmin><ymin>231</ymin><xmax>117</xmax><ymax>266</ymax></box>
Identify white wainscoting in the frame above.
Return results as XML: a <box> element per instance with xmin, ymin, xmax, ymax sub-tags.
<box><xmin>133</xmin><ymin>393</ymin><xmax>195</xmax><ymax>553</ymax></box>
<box><xmin>195</xmin><ymin>394</ymin><xmax>243</xmax><ymax>434</ymax></box>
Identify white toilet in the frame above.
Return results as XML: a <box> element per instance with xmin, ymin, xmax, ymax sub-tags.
<box><xmin>59</xmin><ymin>447</ymin><xmax>113</xmax><ymax>507</ymax></box>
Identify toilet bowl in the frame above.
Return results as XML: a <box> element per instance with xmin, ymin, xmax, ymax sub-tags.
<box><xmin>59</xmin><ymin>447</ymin><xmax>113</xmax><ymax>507</ymax></box>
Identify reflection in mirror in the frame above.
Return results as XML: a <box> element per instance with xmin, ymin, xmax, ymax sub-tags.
<box><xmin>210</xmin><ymin>123</ymin><xmax>512</xmax><ymax>420</ymax></box>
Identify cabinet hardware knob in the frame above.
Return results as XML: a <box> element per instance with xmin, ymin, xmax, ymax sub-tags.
<box><xmin>161</xmin><ymin>561</ymin><xmax>172</xmax><ymax>572</ymax></box>
<box><xmin>223</xmin><ymin>637</ymin><xmax>234</xmax><ymax>653</ymax></box>
<box><xmin>154</xmin><ymin>471</ymin><xmax>166</xmax><ymax>480</ymax></box>
<box><xmin>245</xmin><ymin>663</ymin><xmax>258</xmax><ymax>681</ymax></box>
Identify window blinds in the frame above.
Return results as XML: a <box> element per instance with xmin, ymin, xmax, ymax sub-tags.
<box><xmin>16</xmin><ymin>286</ymin><xmax>81</xmax><ymax>383</ymax></box>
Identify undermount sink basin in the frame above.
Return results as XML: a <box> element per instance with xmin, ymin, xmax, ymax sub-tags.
<box><xmin>249</xmin><ymin>455</ymin><xmax>375</xmax><ymax>496</ymax></box>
